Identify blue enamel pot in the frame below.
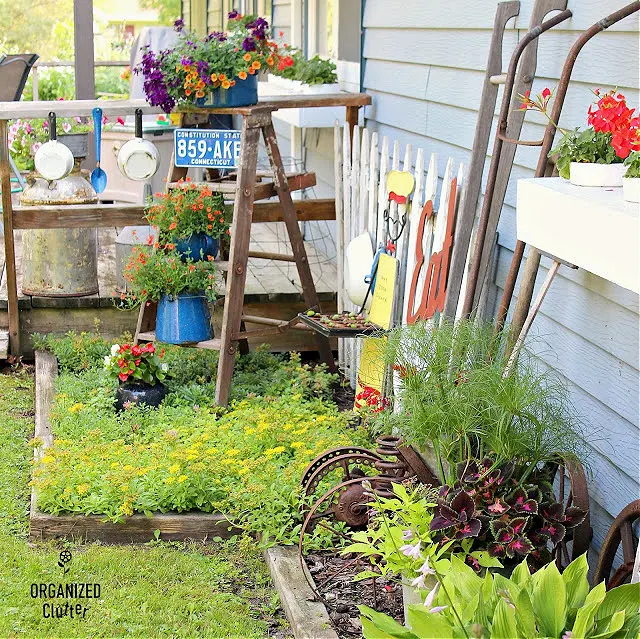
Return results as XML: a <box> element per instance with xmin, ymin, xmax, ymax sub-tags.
<box><xmin>195</xmin><ymin>74</ymin><xmax>258</xmax><ymax>108</ymax></box>
<box><xmin>174</xmin><ymin>233</ymin><xmax>219</xmax><ymax>262</ymax></box>
<box><xmin>156</xmin><ymin>293</ymin><xmax>213</xmax><ymax>344</ymax></box>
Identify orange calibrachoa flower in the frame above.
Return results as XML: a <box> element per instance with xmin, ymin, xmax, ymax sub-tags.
<box><xmin>144</xmin><ymin>186</ymin><xmax>231</xmax><ymax>241</ymax></box>
<box><xmin>238</xmin><ymin>71</ymin><xmax>248</xmax><ymax>80</ymax></box>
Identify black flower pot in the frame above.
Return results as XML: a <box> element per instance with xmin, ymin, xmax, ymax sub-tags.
<box><xmin>115</xmin><ymin>381</ymin><xmax>167</xmax><ymax>411</ymax></box>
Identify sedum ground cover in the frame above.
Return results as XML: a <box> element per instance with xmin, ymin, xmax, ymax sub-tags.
<box><xmin>0</xmin><ymin>368</ymin><xmax>290</xmax><ymax>638</ymax></box>
<box><xmin>31</xmin><ymin>333</ymin><xmax>370</xmax><ymax>546</ymax></box>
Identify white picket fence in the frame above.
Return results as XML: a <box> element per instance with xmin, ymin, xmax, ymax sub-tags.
<box><xmin>334</xmin><ymin>122</ymin><xmax>471</xmax><ymax>388</ymax></box>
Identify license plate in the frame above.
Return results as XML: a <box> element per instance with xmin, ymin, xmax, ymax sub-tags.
<box><xmin>174</xmin><ymin>128</ymin><xmax>242</xmax><ymax>169</ymax></box>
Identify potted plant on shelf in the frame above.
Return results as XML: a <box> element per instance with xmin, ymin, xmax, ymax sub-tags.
<box><xmin>123</xmin><ymin>245</ymin><xmax>218</xmax><ymax>344</ymax></box>
<box><xmin>268</xmin><ymin>47</ymin><xmax>340</xmax><ymax>94</ymax></box>
<box><xmin>520</xmin><ymin>87</ymin><xmax>640</xmax><ymax>187</ymax></box>
<box><xmin>134</xmin><ymin>12</ymin><xmax>281</xmax><ymax>112</ymax></box>
<box><xmin>146</xmin><ymin>178</ymin><xmax>231</xmax><ymax>261</ymax></box>
<box><xmin>105</xmin><ymin>341</ymin><xmax>169</xmax><ymax>411</ymax></box>
<box><xmin>623</xmin><ymin>150</ymin><xmax>640</xmax><ymax>202</ymax></box>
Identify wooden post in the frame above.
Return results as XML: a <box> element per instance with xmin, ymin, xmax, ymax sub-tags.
<box><xmin>73</xmin><ymin>0</ymin><xmax>95</xmax><ymax>100</ymax></box>
<box><xmin>346</xmin><ymin>105</ymin><xmax>359</xmax><ymax>142</ymax></box>
<box><xmin>262</xmin><ymin>119</ymin><xmax>335</xmax><ymax>371</ymax></box>
<box><xmin>214</xmin><ymin>113</ymin><xmax>262</xmax><ymax>406</ymax></box>
<box><xmin>0</xmin><ymin>119</ymin><xmax>20</xmax><ymax>355</ymax></box>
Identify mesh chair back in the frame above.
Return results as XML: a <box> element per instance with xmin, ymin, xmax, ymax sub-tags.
<box><xmin>0</xmin><ymin>54</ymin><xmax>39</xmax><ymax>102</ymax></box>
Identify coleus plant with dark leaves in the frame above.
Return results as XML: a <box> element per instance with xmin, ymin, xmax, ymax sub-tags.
<box><xmin>429</xmin><ymin>456</ymin><xmax>587</xmax><ymax>572</ymax></box>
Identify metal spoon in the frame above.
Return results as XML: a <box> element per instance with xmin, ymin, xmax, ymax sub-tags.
<box><xmin>90</xmin><ymin>107</ymin><xmax>107</xmax><ymax>193</ymax></box>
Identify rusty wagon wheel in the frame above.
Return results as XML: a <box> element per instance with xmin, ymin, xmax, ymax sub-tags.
<box><xmin>551</xmin><ymin>458</ymin><xmax>592</xmax><ymax>570</ymax></box>
<box><xmin>297</xmin><ymin>475</ymin><xmax>394</xmax><ymax>602</ymax></box>
<box><xmin>593</xmin><ymin>500</ymin><xmax>640</xmax><ymax>589</ymax></box>
<box><xmin>299</xmin><ymin>447</ymin><xmax>383</xmax><ymax>511</ymax></box>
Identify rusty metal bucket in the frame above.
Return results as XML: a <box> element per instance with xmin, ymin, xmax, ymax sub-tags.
<box><xmin>20</xmin><ymin>151</ymin><xmax>99</xmax><ymax>297</ymax></box>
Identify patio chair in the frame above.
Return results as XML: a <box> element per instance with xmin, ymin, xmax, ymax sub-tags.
<box><xmin>0</xmin><ymin>53</ymin><xmax>39</xmax><ymax>190</ymax></box>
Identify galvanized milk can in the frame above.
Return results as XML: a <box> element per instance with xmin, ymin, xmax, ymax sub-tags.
<box><xmin>21</xmin><ymin>134</ymin><xmax>99</xmax><ymax>297</ymax></box>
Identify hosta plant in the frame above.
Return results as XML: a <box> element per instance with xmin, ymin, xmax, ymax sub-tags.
<box><xmin>344</xmin><ymin>481</ymin><xmax>502</xmax><ymax>590</ymax></box>
<box><xmin>431</xmin><ymin>457</ymin><xmax>587</xmax><ymax>572</ymax></box>
<box><xmin>360</xmin><ymin>553</ymin><xmax>640</xmax><ymax>639</ymax></box>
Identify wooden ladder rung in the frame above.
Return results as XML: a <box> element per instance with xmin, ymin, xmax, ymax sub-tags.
<box><xmin>167</xmin><ymin>172</ymin><xmax>316</xmax><ymax>201</ymax></box>
<box><xmin>135</xmin><ymin>331</ymin><xmax>221</xmax><ymax>351</ymax></box>
<box><xmin>241</xmin><ymin>314</ymin><xmax>288</xmax><ymax>327</ymax></box>
<box><xmin>247</xmin><ymin>250</ymin><xmax>296</xmax><ymax>262</ymax></box>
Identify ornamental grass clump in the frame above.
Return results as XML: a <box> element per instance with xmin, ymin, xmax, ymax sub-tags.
<box><xmin>134</xmin><ymin>12</ymin><xmax>281</xmax><ymax>112</ymax></box>
<box><xmin>374</xmin><ymin>319</ymin><xmax>585</xmax><ymax>487</ymax></box>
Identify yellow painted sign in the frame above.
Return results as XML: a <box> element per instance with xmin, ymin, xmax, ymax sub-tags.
<box><xmin>368</xmin><ymin>253</ymin><xmax>398</xmax><ymax>330</ymax></box>
<box><xmin>355</xmin><ymin>253</ymin><xmax>398</xmax><ymax>412</ymax></box>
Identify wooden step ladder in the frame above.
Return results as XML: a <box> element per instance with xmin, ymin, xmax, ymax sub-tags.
<box><xmin>134</xmin><ymin>105</ymin><xmax>334</xmax><ymax>405</ymax></box>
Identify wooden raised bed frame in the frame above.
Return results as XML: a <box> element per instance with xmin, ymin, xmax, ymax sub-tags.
<box><xmin>30</xmin><ymin>350</ymin><xmax>238</xmax><ymax>543</ymax></box>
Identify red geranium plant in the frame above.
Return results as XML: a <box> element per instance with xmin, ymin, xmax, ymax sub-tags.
<box><xmin>104</xmin><ymin>342</ymin><xmax>169</xmax><ymax>385</ymax></box>
<box><xmin>519</xmin><ymin>87</ymin><xmax>640</xmax><ymax>178</ymax></box>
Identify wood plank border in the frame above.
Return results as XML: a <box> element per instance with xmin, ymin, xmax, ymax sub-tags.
<box><xmin>13</xmin><ymin>198</ymin><xmax>335</xmax><ymax>229</ymax></box>
<box><xmin>264</xmin><ymin>546</ymin><xmax>338</xmax><ymax>639</ymax></box>
<box><xmin>30</xmin><ymin>351</ymin><xmax>238</xmax><ymax>543</ymax></box>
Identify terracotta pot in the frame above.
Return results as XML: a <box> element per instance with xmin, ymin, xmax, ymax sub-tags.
<box><xmin>622</xmin><ymin>177</ymin><xmax>639</xmax><ymax>202</ymax></box>
<box><xmin>569</xmin><ymin>162</ymin><xmax>625</xmax><ymax>187</ymax></box>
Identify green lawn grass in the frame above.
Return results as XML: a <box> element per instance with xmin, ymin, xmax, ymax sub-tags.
<box><xmin>0</xmin><ymin>369</ymin><xmax>290</xmax><ymax>638</ymax></box>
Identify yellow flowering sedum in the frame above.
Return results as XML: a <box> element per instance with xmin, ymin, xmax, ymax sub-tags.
<box><xmin>33</xmin><ymin>388</ymin><xmax>371</xmax><ymax>544</ymax></box>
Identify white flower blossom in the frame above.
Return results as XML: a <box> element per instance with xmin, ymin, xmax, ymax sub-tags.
<box><xmin>411</xmin><ymin>573</ymin><xmax>427</xmax><ymax>589</ymax></box>
<box><xmin>161</xmin><ymin>363</ymin><xmax>168</xmax><ymax>372</ymax></box>
<box><xmin>419</xmin><ymin>556</ymin><xmax>436</xmax><ymax>576</ymax></box>
<box><xmin>400</xmin><ymin>540</ymin><xmax>422</xmax><ymax>561</ymax></box>
<box><xmin>103</xmin><ymin>355</ymin><xmax>111</xmax><ymax>368</ymax></box>
<box><xmin>111</xmin><ymin>344</ymin><xmax>120</xmax><ymax>356</ymax></box>
<box><xmin>423</xmin><ymin>582</ymin><xmax>440</xmax><ymax>608</ymax></box>
<box><xmin>401</xmin><ymin>530</ymin><xmax>413</xmax><ymax>541</ymax></box>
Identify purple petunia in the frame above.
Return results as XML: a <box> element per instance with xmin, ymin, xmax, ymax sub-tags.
<box><xmin>180</xmin><ymin>55</ymin><xmax>193</xmax><ymax>66</ymax></box>
<box><xmin>134</xmin><ymin>48</ymin><xmax>175</xmax><ymax>114</ymax></box>
<box><xmin>205</xmin><ymin>31</ymin><xmax>227</xmax><ymax>43</ymax></box>
<box><xmin>228</xmin><ymin>10</ymin><xmax>239</xmax><ymax>19</ymax></box>
<box><xmin>174</xmin><ymin>18</ymin><xmax>184</xmax><ymax>32</ymax></box>
<box><xmin>242</xmin><ymin>37</ymin><xmax>256</xmax><ymax>52</ymax></box>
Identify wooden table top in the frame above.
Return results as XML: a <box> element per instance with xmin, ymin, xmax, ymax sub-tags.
<box><xmin>0</xmin><ymin>93</ymin><xmax>371</xmax><ymax>120</ymax></box>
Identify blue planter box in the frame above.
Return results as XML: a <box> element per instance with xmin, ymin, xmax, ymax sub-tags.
<box><xmin>156</xmin><ymin>294</ymin><xmax>213</xmax><ymax>344</ymax></box>
<box><xmin>195</xmin><ymin>74</ymin><xmax>258</xmax><ymax>108</ymax></box>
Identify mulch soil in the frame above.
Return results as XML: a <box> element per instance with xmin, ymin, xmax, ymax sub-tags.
<box><xmin>305</xmin><ymin>552</ymin><xmax>404</xmax><ymax>638</ymax></box>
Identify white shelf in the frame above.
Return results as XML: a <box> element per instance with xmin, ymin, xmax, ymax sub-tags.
<box><xmin>258</xmin><ymin>81</ymin><xmax>361</xmax><ymax>129</ymax></box>
<box><xmin>517</xmin><ymin>177</ymin><xmax>639</xmax><ymax>294</ymax></box>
